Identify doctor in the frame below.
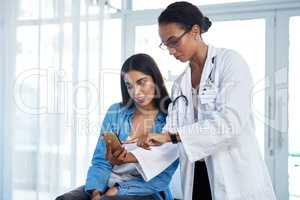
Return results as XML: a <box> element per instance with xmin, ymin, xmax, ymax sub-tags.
<box><xmin>141</xmin><ymin>1</ymin><xmax>277</xmax><ymax>200</ymax></box>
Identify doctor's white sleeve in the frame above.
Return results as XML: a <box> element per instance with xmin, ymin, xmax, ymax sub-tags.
<box><xmin>177</xmin><ymin>50</ymin><xmax>254</xmax><ymax>162</ymax></box>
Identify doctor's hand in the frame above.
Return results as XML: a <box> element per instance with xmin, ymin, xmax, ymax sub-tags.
<box><xmin>145</xmin><ymin>133</ymin><xmax>171</xmax><ymax>147</ymax></box>
<box><xmin>124</xmin><ymin>134</ymin><xmax>151</xmax><ymax>150</ymax></box>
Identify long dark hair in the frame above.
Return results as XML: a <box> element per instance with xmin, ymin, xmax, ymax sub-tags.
<box><xmin>120</xmin><ymin>53</ymin><xmax>171</xmax><ymax>114</ymax></box>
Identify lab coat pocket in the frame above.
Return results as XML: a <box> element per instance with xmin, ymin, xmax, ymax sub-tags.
<box><xmin>198</xmin><ymin>93</ymin><xmax>218</xmax><ymax>121</ymax></box>
<box><xmin>199</xmin><ymin>94</ymin><xmax>217</xmax><ymax>112</ymax></box>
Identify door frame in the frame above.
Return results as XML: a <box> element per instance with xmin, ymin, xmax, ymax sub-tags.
<box><xmin>274</xmin><ymin>8</ymin><xmax>300</xmax><ymax>200</ymax></box>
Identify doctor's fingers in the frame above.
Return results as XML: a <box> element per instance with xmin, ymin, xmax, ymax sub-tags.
<box><xmin>146</xmin><ymin>134</ymin><xmax>164</xmax><ymax>146</ymax></box>
<box><xmin>137</xmin><ymin>137</ymin><xmax>151</xmax><ymax>150</ymax></box>
<box><xmin>147</xmin><ymin>139</ymin><xmax>163</xmax><ymax>146</ymax></box>
<box><xmin>138</xmin><ymin>142</ymin><xmax>151</xmax><ymax>150</ymax></box>
<box><xmin>123</xmin><ymin>136</ymin><xmax>139</xmax><ymax>144</ymax></box>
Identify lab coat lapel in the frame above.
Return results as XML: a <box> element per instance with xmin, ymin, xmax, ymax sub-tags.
<box><xmin>174</xmin><ymin>66</ymin><xmax>195</xmax><ymax>200</ymax></box>
<box><xmin>178</xmin><ymin>67</ymin><xmax>194</xmax><ymax>125</ymax></box>
<box><xmin>180</xmin><ymin>45</ymin><xmax>219</xmax><ymax>200</ymax></box>
<box><xmin>199</xmin><ymin>45</ymin><xmax>218</xmax><ymax>91</ymax></box>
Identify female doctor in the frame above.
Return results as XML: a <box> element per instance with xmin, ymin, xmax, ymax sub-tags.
<box><xmin>141</xmin><ymin>2</ymin><xmax>276</xmax><ymax>200</ymax></box>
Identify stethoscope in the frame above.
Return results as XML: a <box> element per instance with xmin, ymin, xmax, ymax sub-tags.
<box><xmin>171</xmin><ymin>56</ymin><xmax>217</xmax><ymax>109</ymax></box>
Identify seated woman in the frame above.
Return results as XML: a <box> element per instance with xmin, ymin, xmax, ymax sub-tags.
<box><xmin>56</xmin><ymin>53</ymin><xmax>179</xmax><ymax>200</ymax></box>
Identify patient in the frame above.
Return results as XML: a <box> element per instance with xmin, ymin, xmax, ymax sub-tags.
<box><xmin>55</xmin><ymin>53</ymin><xmax>179</xmax><ymax>200</ymax></box>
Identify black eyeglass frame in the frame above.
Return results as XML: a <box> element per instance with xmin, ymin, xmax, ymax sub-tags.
<box><xmin>159</xmin><ymin>29</ymin><xmax>191</xmax><ymax>50</ymax></box>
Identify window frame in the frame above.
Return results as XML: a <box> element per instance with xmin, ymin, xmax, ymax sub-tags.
<box><xmin>2</xmin><ymin>0</ymin><xmax>300</xmax><ymax>199</ymax></box>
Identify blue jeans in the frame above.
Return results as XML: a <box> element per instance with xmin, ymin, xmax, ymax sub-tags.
<box><xmin>55</xmin><ymin>186</ymin><xmax>156</xmax><ymax>200</ymax></box>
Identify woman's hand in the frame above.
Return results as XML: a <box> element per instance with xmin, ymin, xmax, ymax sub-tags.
<box><xmin>105</xmin><ymin>187</ymin><xmax>118</xmax><ymax>196</ymax></box>
<box><xmin>91</xmin><ymin>190</ymin><xmax>101</xmax><ymax>200</ymax></box>
<box><xmin>106</xmin><ymin>143</ymin><xmax>127</xmax><ymax>165</ymax></box>
<box><xmin>106</xmin><ymin>142</ymin><xmax>137</xmax><ymax>165</ymax></box>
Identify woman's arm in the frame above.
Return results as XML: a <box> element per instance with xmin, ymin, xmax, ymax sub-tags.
<box><xmin>85</xmin><ymin>103</ymin><xmax>120</xmax><ymax>193</ymax></box>
<box><xmin>85</xmin><ymin>137</ymin><xmax>112</xmax><ymax>193</ymax></box>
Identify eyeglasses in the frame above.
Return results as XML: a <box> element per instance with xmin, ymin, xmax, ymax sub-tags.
<box><xmin>159</xmin><ymin>29</ymin><xmax>190</xmax><ymax>50</ymax></box>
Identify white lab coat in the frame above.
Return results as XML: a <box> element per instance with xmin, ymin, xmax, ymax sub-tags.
<box><xmin>163</xmin><ymin>45</ymin><xmax>276</xmax><ymax>200</ymax></box>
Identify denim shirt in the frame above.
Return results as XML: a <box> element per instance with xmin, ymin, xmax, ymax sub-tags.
<box><xmin>85</xmin><ymin>103</ymin><xmax>179</xmax><ymax>200</ymax></box>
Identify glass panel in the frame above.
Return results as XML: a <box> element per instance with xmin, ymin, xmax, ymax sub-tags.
<box><xmin>16</xmin><ymin>26</ymin><xmax>39</xmax><ymax>75</ymax></box>
<box><xmin>15</xmin><ymin>25</ymin><xmax>40</xmax><ymax>149</ymax></box>
<box><xmin>62</xmin><ymin>23</ymin><xmax>73</xmax><ymax>81</ymax></box>
<box><xmin>18</xmin><ymin>0</ymin><xmax>39</xmax><ymax>20</ymax></box>
<box><xmin>103</xmin><ymin>19</ymin><xmax>122</xmax><ymax>69</ymax></box>
<box><xmin>81</xmin><ymin>0</ymin><xmax>121</xmax><ymax>16</ymax></box>
<box><xmin>86</xmin><ymin>21</ymin><xmax>101</xmax><ymax>136</ymax></box>
<box><xmin>12</xmin><ymin>150</ymin><xmax>37</xmax><ymax>199</ymax></box>
<box><xmin>40</xmin><ymin>24</ymin><xmax>60</xmax><ymax>70</ymax></box>
<box><xmin>132</xmin><ymin>0</ymin><xmax>257</xmax><ymax>10</ymax></box>
<box><xmin>87</xmin><ymin>3</ymin><xmax>100</xmax><ymax>15</ymax></box>
<box><xmin>100</xmin><ymin>20</ymin><xmax>122</xmax><ymax>112</ymax></box>
<box><xmin>101</xmin><ymin>70</ymin><xmax>121</xmax><ymax>111</ymax></box>
<box><xmin>14</xmin><ymin>22</ymin><xmax>75</xmax><ymax>199</ymax></box>
<box><xmin>288</xmin><ymin>16</ymin><xmax>300</xmax><ymax>200</ymax></box>
<box><xmin>81</xmin><ymin>0</ymin><xmax>89</xmax><ymax>16</ymax></box>
<box><xmin>104</xmin><ymin>0</ymin><xmax>122</xmax><ymax>14</ymax></box>
<box><xmin>13</xmin><ymin>82</ymin><xmax>40</xmax><ymax>148</ymax></box>
<box><xmin>37</xmin><ymin>26</ymin><xmax>71</xmax><ymax>168</ymax></box>
<box><xmin>64</xmin><ymin>0</ymin><xmax>72</xmax><ymax>16</ymax></box>
<box><xmin>203</xmin><ymin>19</ymin><xmax>266</xmax><ymax>156</ymax></box>
<box><xmin>13</xmin><ymin>25</ymin><xmax>40</xmax><ymax>199</ymax></box>
<box><xmin>19</xmin><ymin>0</ymin><xmax>65</xmax><ymax>19</ymax></box>
<box><xmin>40</xmin><ymin>0</ymin><xmax>59</xmax><ymax>19</ymax></box>
<box><xmin>108</xmin><ymin>0</ymin><xmax>122</xmax><ymax>11</ymax></box>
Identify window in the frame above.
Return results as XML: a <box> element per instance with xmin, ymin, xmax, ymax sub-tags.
<box><xmin>289</xmin><ymin>16</ymin><xmax>300</xmax><ymax>200</ymax></box>
<box><xmin>132</xmin><ymin>0</ymin><xmax>258</xmax><ymax>10</ymax></box>
<box><xmin>203</xmin><ymin>19</ymin><xmax>266</xmax><ymax>155</ymax></box>
<box><xmin>10</xmin><ymin>0</ymin><xmax>122</xmax><ymax>199</ymax></box>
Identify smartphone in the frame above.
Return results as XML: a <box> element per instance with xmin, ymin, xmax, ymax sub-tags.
<box><xmin>102</xmin><ymin>132</ymin><xmax>122</xmax><ymax>152</ymax></box>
